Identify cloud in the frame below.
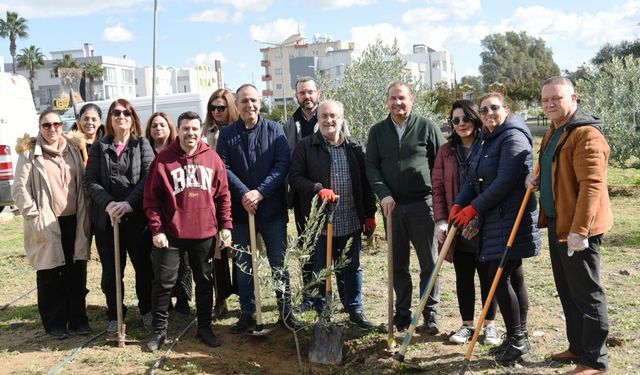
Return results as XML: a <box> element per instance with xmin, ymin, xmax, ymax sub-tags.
<box><xmin>349</xmin><ymin>23</ymin><xmax>410</xmax><ymax>54</ymax></box>
<box><xmin>212</xmin><ymin>0</ymin><xmax>275</xmax><ymax>12</ymax></box>
<box><xmin>186</xmin><ymin>51</ymin><xmax>226</xmax><ymax>67</ymax></box>
<box><xmin>103</xmin><ymin>25</ymin><xmax>133</xmax><ymax>43</ymax></box>
<box><xmin>250</xmin><ymin>18</ymin><xmax>304</xmax><ymax>44</ymax></box>
<box><xmin>401</xmin><ymin>0</ymin><xmax>481</xmax><ymax>24</ymax></box>
<box><xmin>401</xmin><ymin>8</ymin><xmax>449</xmax><ymax>24</ymax></box>
<box><xmin>0</xmin><ymin>0</ymin><xmax>147</xmax><ymax>18</ymax></box>
<box><xmin>187</xmin><ymin>8</ymin><xmax>229</xmax><ymax>23</ymax></box>
<box><xmin>311</xmin><ymin>0</ymin><xmax>376</xmax><ymax>10</ymax></box>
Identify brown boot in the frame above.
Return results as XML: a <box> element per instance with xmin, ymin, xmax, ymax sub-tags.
<box><xmin>552</xmin><ymin>349</ymin><xmax>580</xmax><ymax>363</ymax></box>
<box><xmin>563</xmin><ymin>364</ymin><xmax>607</xmax><ymax>375</ymax></box>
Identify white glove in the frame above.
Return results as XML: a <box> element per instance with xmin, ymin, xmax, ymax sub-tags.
<box><xmin>435</xmin><ymin>220</ymin><xmax>448</xmax><ymax>244</ymax></box>
<box><xmin>567</xmin><ymin>232</ymin><xmax>588</xmax><ymax>256</ymax></box>
<box><xmin>219</xmin><ymin>229</ymin><xmax>232</xmax><ymax>248</ymax></box>
<box><xmin>152</xmin><ymin>233</ymin><xmax>169</xmax><ymax>248</ymax></box>
<box><xmin>525</xmin><ymin>173</ymin><xmax>540</xmax><ymax>191</ymax></box>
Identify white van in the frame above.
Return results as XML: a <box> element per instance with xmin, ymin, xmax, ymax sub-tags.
<box><xmin>65</xmin><ymin>92</ymin><xmax>210</xmax><ymax>130</ymax></box>
<box><xmin>0</xmin><ymin>73</ymin><xmax>39</xmax><ymax>209</ymax></box>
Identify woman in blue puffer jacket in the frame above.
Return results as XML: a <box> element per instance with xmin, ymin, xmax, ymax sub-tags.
<box><xmin>449</xmin><ymin>92</ymin><xmax>541</xmax><ymax>366</ymax></box>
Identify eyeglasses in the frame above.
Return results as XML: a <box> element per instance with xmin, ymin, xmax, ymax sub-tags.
<box><xmin>297</xmin><ymin>90</ymin><xmax>316</xmax><ymax>96</ymax></box>
<box><xmin>210</xmin><ymin>105</ymin><xmax>227</xmax><ymax>113</ymax></box>
<box><xmin>151</xmin><ymin>123</ymin><xmax>167</xmax><ymax>129</ymax></box>
<box><xmin>111</xmin><ymin>109</ymin><xmax>132</xmax><ymax>117</ymax></box>
<box><xmin>450</xmin><ymin>115</ymin><xmax>471</xmax><ymax>126</ymax></box>
<box><xmin>479</xmin><ymin>104</ymin><xmax>502</xmax><ymax>115</ymax></box>
<box><xmin>319</xmin><ymin>113</ymin><xmax>342</xmax><ymax>121</ymax></box>
<box><xmin>41</xmin><ymin>122</ymin><xmax>62</xmax><ymax>130</ymax></box>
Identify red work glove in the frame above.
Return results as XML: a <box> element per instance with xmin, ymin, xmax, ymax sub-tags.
<box><xmin>448</xmin><ymin>204</ymin><xmax>463</xmax><ymax>224</ymax></box>
<box><xmin>453</xmin><ymin>205</ymin><xmax>478</xmax><ymax>229</ymax></box>
<box><xmin>363</xmin><ymin>217</ymin><xmax>376</xmax><ymax>237</ymax></box>
<box><xmin>317</xmin><ymin>188</ymin><xmax>337</xmax><ymax>202</ymax></box>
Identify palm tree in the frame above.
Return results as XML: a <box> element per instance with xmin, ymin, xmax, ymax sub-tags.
<box><xmin>53</xmin><ymin>53</ymin><xmax>79</xmax><ymax>76</ymax></box>
<box><xmin>16</xmin><ymin>45</ymin><xmax>45</xmax><ymax>101</ymax></box>
<box><xmin>83</xmin><ymin>60</ymin><xmax>104</xmax><ymax>101</ymax></box>
<box><xmin>0</xmin><ymin>11</ymin><xmax>29</xmax><ymax>74</ymax></box>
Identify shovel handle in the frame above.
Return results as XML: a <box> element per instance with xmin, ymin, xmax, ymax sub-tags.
<box><xmin>113</xmin><ymin>221</ymin><xmax>126</xmax><ymax>347</ymax></box>
<box><xmin>325</xmin><ymin>196</ymin><xmax>339</xmax><ymax>296</ymax></box>
<box><xmin>249</xmin><ymin>213</ymin><xmax>263</xmax><ymax>326</ymax></box>
<box><xmin>387</xmin><ymin>214</ymin><xmax>395</xmax><ymax>348</ymax></box>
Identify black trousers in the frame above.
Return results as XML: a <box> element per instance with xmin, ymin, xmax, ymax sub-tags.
<box><xmin>293</xmin><ymin>202</ymin><xmax>316</xmax><ymax>302</ymax></box>
<box><xmin>36</xmin><ymin>215</ymin><xmax>88</xmax><ymax>332</ymax></box>
<box><xmin>94</xmin><ymin>215</ymin><xmax>152</xmax><ymax>320</ymax></box>
<box><xmin>453</xmin><ymin>251</ymin><xmax>497</xmax><ymax>322</ymax></box>
<box><xmin>486</xmin><ymin>258</ymin><xmax>529</xmax><ymax>337</ymax></box>
<box><xmin>171</xmin><ymin>249</ymin><xmax>192</xmax><ymax>301</ymax></box>
<box><xmin>151</xmin><ymin>236</ymin><xmax>215</xmax><ymax>333</ymax></box>
<box><xmin>213</xmin><ymin>248</ymin><xmax>233</xmax><ymax>305</ymax></box>
<box><xmin>549</xmin><ymin>219</ymin><xmax>608</xmax><ymax>370</ymax></box>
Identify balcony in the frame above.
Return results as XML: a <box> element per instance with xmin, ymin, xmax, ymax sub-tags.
<box><xmin>260</xmin><ymin>47</ymin><xmax>270</xmax><ymax>53</ymax></box>
<box><xmin>261</xmin><ymin>60</ymin><xmax>271</xmax><ymax>67</ymax></box>
<box><xmin>262</xmin><ymin>89</ymin><xmax>273</xmax><ymax>97</ymax></box>
<box><xmin>262</xmin><ymin>74</ymin><xmax>272</xmax><ymax>81</ymax></box>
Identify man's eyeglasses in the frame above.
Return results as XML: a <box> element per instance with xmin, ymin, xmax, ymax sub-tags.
<box><xmin>210</xmin><ymin>105</ymin><xmax>227</xmax><ymax>113</ymax></box>
<box><xmin>41</xmin><ymin>122</ymin><xmax>62</xmax><ymax>130</ymax></box>
<box><xmin>450</xmin><ymin>115</ymin><xmax>471</xmax><ymax>126</ymax></box>
<box><xmin>479</xmin><ymin>104</ymin><xmax>502</xmax><ymax>115</ymax></box>
<box><xmin>319</xmin><ymin>113</ymin><xmax>342</xmax><ymax>121</ymax></box>
<box><xmin>297</xmin><ymin>90</ymin><xmax>316</xmax><ymax>96</ymax></box>
<box><xmin>112</xmin><ymin>109</ymin><xmax>132</xmax><ymax>117</ymax></box>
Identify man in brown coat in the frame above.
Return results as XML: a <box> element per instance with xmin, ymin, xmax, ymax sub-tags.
<box><xmin>526</xmin><ymin>76</ymin><xmax>612</xmax><ymax>375</ymax></box>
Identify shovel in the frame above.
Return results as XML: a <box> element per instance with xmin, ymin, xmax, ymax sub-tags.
<box><xmin>386</xmin><ymin>214</ymin><xmax>395</xmax><ymax>350</ymax></box>
<box><xmin>106</xmin><ymin>220</ymin><xmax>137</xmax><ymax>347</ymax></box>
<box><xmin>309</xmin><ymin>197</ymin><xmax>343</xmax><ymax>365</ymax></box>
<box><xmin>247</xmin><ymin>213</ymin><xmax>270</xmax><ymax>336</ymax></box>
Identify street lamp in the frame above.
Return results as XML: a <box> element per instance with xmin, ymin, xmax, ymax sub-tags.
<box><xmin>255</xmin><ymin>35</ymin><xmax>304</xmax><ymax>122</ymax></box>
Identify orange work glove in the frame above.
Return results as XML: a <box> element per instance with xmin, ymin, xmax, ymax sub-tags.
<box><xmin>453</xmin><ymin>205</ymin><xmax>478</xmax><ymax>229</ymax></box>
<box><xmin>448</xmin><ymin>204</ymin><xmax>463</xmax><ymax>224</ymax></box>
<box><xmin>363</xmin><ymin>217</ymin><xmax>376</xmax><ymax>237</ymax></box>
<box><xmin>317</xmin><ymin>188</ymin><xmax>337</xmax><ymax>202</ymax></box>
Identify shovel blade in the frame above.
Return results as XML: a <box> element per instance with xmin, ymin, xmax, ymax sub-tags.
<box><xmin>308</xmin><ymin>323</ymin><xmax>343</xmax><ymax>365</ymax></box>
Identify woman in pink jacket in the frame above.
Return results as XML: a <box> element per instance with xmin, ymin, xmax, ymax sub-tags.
<box><xmin>432</xmin><ymin>99</ymin><xmax>500</xmax><ymax>346</ymax></box>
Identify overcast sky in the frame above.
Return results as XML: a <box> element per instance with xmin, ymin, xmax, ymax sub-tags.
<box><xmin>1</xmin><ymin>0</ymin><xmax>638</xmax><ymax>90</ymax></box>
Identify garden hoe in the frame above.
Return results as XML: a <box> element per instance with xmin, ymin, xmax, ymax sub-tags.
<box><xmin>309</xmin><ymin>198</ymin><xmax>343</xmax><ymax>365</ymax></box>
<box><xmin>247</xmin><ymin>213</ymin><xmax>270</xmax><ymax>336</ymax></box>
<box><xmin>458</xmin><ymin>164</ymin><xmax>540</xmax><ymax>374</ymax></box>
<box><xmin>386</xmin><ymin>214</ymin><xmax>395</xmax><ymax>350</ymax></box>
<box><xmin>392</xmin><ymin>226</ymin><xmax>458</xmax><ymax>366</ymax></box>
<box><xmin>107</xmin><ymin>221</ymin><xmax>137</xmax><ymax>347</ymax></box>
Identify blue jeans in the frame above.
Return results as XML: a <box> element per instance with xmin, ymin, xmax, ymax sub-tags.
<box><xmin>233</xmin><ymin>218</ymin><xmax>292</xmax><ymax>316</ymax></box>
<box><xmin>314</xmin><ymin>230</ymin><xmax>363</xmax><ymax>314</ymax></box>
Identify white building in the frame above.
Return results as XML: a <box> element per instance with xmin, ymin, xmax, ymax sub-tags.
<box><xmin>174</xmin><ymin>62</ymin><xmax>224</xmax><ymax>96</ymax></box>
<box><xmin>401</xmin><ymin>44</ymin><xmax>455</xmax><ymax>89</ymax></box>
<box><xmin>135</xmin><ymin>66</ymin><xmax>174</xmax><ymax>97</ymax></box>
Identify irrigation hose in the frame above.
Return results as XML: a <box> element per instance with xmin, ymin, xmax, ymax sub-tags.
<box><xmin>147</xmin><ymin>317</ymin><xmax>198</xmax><ymax>375</ymax></box>
<box><xmin>46</xmin><ymin>330</ymin><xmax>107</xmax><ymax>375</ymax></box>
<box><xmin>0</xmin><ymin>286</ymin><xmax>37</xmax><ymax>310</ymax></box>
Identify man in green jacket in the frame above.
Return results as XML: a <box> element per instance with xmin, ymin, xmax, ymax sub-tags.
<box><xmin>365</xmin><ymin>81</ymin><xmax>445</xmax><ymax>333</ymax></box>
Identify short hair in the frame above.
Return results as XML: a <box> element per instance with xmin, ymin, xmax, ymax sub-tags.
<box><xmin>542</xmin><ymin>76</ymin><xmax>574</xmax><ymax>90</ymax></box>
<box><xmin>39</xmin><ymin>108</ymin><xmax>60</xmax><ymax>124</ymax></box>
<box><xmin>295</xmin><ymin>76</ymin><xmax>317</xmax><ymax>90</ymax></box>
<box><xmin>177</xmin><ymin>111</ymin><xmax>202</xmax><ymax>128</ymax></box>
<box><xmin>144</xmin><ymin>112</ymin><xmax>177</xmax><ymax>145</ymax></box>
<box><xmin>79</xmin><ymin>103</ymin><xmax>102</xmax><ymax>120</ymax></box>
<box><xmin>478</xmin><ymin>92</ymin><xmax>510</xmax><ymax>113</ymax></box>
<box><xmin>386</xmin><ymin>81</ymin><xmax>413</xmax><ymax>99</ymax></box>
<box><xmin>105</xmin><ymin>98</ymin><xmax>143</xmax><ymax>137</ymax></box>
<box><xmin>317</xmin><ymin>100</ymin><xmax>344</xmax><ymax>115</ymax></box>
<box><xmin>204</xmin><ymin>88</ymin><xmax>238</xmax><ymax>130</ymax></box>
<box><xmin>236</xmin><ymin>83</ymin><xmax>258</xmax><ymax>96</ymax></box>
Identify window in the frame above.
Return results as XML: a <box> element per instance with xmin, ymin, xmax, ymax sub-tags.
<box><xmin>312</xmin><ymin>51</ymin><xmax>319</xmax><ymax>57</ymax></box>
<box><xmin>50</xmin><ymin>70</ymin><xmax>57</xmax><ymax>78</ymax></box>
<box><xmin>105</xmin><ymin>85</ymin><xmax>117</xmax><ymax>99</ymax></box>
<box><xmin>122</xmin><ymin>69</ymin><xmax>134</xmax><ymax>84</ymax></box>
<box><xmin>275</xmin><ymin>68</ymin><xmax>282</xmax><ymax>76</ymax></box>
<box><xmin>104</xmin><ymin>67</ymin><xmax>117</xmax><ymax>82</ymax></box>
<box><xmin>274</xmin><ymin>54</ymin><xmax>281</xmax><ymax>61</ymax></box>
<box><xmin>276</xmin><ymin>83</ymin><xmax>282</xmax><ymax>90</ymax></box>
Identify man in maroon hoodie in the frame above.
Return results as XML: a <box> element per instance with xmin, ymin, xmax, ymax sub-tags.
<box><xmin>143</xmin><ymin>111</ymin><xmax>232</xmax><ymax>351</ymax></box>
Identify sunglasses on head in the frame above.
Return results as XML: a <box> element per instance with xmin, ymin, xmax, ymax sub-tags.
<box><xmin>41</xmin><ymin>122</ymin><xmax>62</xmax><ymax>130</ymax></box>
<box><xmin>210</xmin><ymin>105</ymin><xmax>227</xmax><ymax>113</ymax></box>
<box><xmin>111</xmin><ymin>109</ymin><xmax>132</xmax><ymax>117</ymax></box>
<box><xmin>450</xmin><ymin>115</ymin><xmax>471</xmax><ymax>126</ymax></box>
<box><xmin>479</xmin><ymin>104</ymin><xmax>502</xmax><ymax>115</ymax></box>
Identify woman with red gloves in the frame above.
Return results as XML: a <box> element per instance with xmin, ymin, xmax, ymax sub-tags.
<box><xmin>289</xmin><ymin>100</ymin><xmax>378</xmax><ymax>330</ymax></box>
<box><xmin>449</xmin><ymin>93</ymin><xmax>540</xmax><ymax>366</ymax></box>
<box><xmin>432</xmin><ymin>100</ymin><xmax>500</xmax><ymax>346</ymax></box>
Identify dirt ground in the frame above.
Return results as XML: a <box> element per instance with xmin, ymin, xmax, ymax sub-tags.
<box><xmin>0</xmin><ymin>188</ymin><xmax>638</xmax><ymax>375</ymax></box>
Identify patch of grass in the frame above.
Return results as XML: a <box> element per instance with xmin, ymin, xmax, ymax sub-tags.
<box><xmin>609</xmin><ymin>166</ymin><xmax>640</xmax><ymax>186</ymax></box>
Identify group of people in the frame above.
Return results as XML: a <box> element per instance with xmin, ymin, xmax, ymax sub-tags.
<box><xmin>11</xmin><ymin>75</ymin><xmax>610</xmax><ymax>375</ymax></box>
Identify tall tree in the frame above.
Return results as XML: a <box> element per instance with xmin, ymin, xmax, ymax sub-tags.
<box><xmin>16</xmin><ymin>45</ymin><xmax>44</xmax><ymax>101</ymax></box>
<box><xmin>479</xmin><ymin>31</ymin><xmax>559</xmax><ymax>104</ymax></box>
<box><xmin>83</xmin><ymin>60</ymin><xmax>104</xmax><ymax>101</ymax></box>
<box><xmin>318</xmin><ymin>37</ymin><xmax>437</xmax><ymax>142</ymax></box>
<box><xmin>53</xmin><ymin>53</ymin><xmax>79</xmax><ymax>76</ymax></box>
<box><xmin>0</xmin><ymin>11</ymin><xmax>29</xmax><ymax>74</ymax></box>
<box><xmin>591</xmin><ymin>38</ymin><xmax>640</xmax><ymax>67</ymax></box>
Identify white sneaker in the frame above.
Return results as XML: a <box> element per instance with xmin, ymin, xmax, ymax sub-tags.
<box><xmin>482</xmin><ymin>325</ymin><xmax>502</xmax><ymax>346</ymax></box>
<box><xmin>449</xmin><ymin>325</ymin><xmax>474</xmax><ymax>344</ymax></box>
<box><xmin>107</xmin><ymin>320</ymin><xmax>118</xmax><ymax>334</ymax></box>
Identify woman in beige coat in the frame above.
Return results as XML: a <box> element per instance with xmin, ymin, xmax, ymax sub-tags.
<box><xmin>11</xmin><ymin>109</ymin><xmax>90</xmax><ymax>339</ymax></box>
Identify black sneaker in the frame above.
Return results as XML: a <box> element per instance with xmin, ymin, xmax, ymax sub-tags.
<box><xmin>69</xmin><ymin>322</ymin><xmax>93</xmax><ymax>336</ymax></box>
<box><xmin>420</xmin><ymin>310</ymin><xmax>439</xmax><ymax>335</ymax></box>
<box><xmin>146</xmin><ymin>332</ymin><xmax>166</xmax><ymax>352</ymax></box>
<box><xmin>174</xmin><ymin>298</ymin><xmax>191</xmax><ymax>315</ymax></box>
<box><xmin>280</xmin><ymin>313</ymin><xmax>303</xmax><ymax>331</ymax></box>
<box><xmin>230</xmin><ymin>313</ymin><xmax>255</xmax><ymax>334</ymax></box>
<box><xmin>349</xmin><ymin>312</ymin><xmax>374</xmax><ymax>330</ymax></box>
<box><xmin>197</xmin><ymin>327</ymin><xmax>221</xmax><ymax>347</ymax></box>
<box><xmin>48</xmin><ymin>328</ymin><xmax>69</xmax><ymax>340</ymax></box>
<box><xmin>496</xmin><ymin>334</ymin><xmax>530</xmax><ymax>366</ymax></box>
<box><xmin>488</xmin><ymin>334</ymin><xmax>510</xmax><ymax>355</ymax></box>
<box><xmin>393</xmin><ymin>315</ymin><xmax>411</xmax><ymax>332</ymax></box>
